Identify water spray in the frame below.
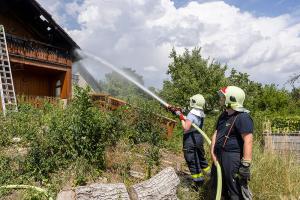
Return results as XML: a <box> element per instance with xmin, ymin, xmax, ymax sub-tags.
<box><xmin>75</xmin><ymin>49</ymin><xmax>222</xmax><ymax>200</ymax></box>
<box><xmin>75</xmin><ymin>50</ymin><xmax>169</xmax><ymax>107</ymax></box>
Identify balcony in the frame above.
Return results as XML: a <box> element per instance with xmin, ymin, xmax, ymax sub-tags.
<box><xmin>6</xmin><ymin>34</ymin><xmax>72</xmax><ymax>67</ymax></box>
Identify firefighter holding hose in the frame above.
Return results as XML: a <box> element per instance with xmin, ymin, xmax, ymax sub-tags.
<box><xmin>210</xmin><ymin>86</ymin><xmax>253</xmax><ymax>200</ymax></box>
<box><xmin>169</xmin><ymin>94</ymin><xmax>211</xmax><ymax>189</ymax></box>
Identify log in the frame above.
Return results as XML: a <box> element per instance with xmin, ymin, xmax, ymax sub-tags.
<box><xmin>75</xmin><ymin>183</ymin><xmax>130</xmax><ymax>200</ymax></box>
<box><xmin>57</xmin><ymin>189</ymin><xmax>75</xmax><ymax>200</ymax></box>
<box><xmin>129</xmin><ymin>167</ymin><xmax>180</xmax><ymax>200</ymax></box>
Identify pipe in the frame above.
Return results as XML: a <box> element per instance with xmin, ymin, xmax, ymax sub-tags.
<box><xmin>0</xmin><ymin>185</ymin><xmax>53</xmax><ymax>200</ymax></box>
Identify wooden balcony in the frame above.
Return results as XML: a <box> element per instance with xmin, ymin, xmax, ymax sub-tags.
<box><xmin>6</xmin><ymin>34</ymin><xmax>72</xmax><ymax>68</ymax></box>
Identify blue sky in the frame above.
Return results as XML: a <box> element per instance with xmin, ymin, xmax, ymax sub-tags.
<box><xmin>39</xmin><ymin>0</ymin><xmax>300</xmax><ymax>88</ymax></box>
<box><xmin>173</xmin><ymin>0</ymin><xmax>300</xmax><ymax>17</ymax></box>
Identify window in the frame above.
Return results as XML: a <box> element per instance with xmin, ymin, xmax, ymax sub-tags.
<box><xmin>55</xmin><ymin>80</ymin><xmax>61</xmax><ymax>97</ymax></box>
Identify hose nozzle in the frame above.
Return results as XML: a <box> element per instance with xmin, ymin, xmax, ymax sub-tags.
<box><xmin>166</xmin><ymin>104</ymin><xmax>183</xmax><ymax>115</ymax></box>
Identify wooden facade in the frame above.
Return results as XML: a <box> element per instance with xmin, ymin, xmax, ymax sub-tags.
<box><xmin>0</xmin><ymin>0</ymin><xmax>79</xmax><ymax>99</ymax></box>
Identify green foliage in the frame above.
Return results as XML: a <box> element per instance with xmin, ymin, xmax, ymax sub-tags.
<box><xmin>127</xmin><ymin>101</ymin><xmax>165</xmax><ymax>146</ymax></box>
<box><xmin>270</xmin><ymin>116</ymin><xmax>300</xmax><ymax>133</ymax></box>
<box><xmin>256</xmin><ymin>84</ymin><xmax>291</xmax><ymax>112</ymax></box>
<box><xmin>145</xmin><ymin>146</ymin><xmax>161</xmax><ymax>179</ymax></box>
<box><xmin>0</xmin><ymin>85</ymin><xmax>168</xmax><ymax>199</ymax></box>
<box><xmin>161</xmin><ymin>47</ymin><xmax>228</xmax><ymax>110</ymax></box>
<box><xmin>251</xmin><ymin>142</ymin><xmax>300</xmax><ymax>199</ymax></box>
<box><xmin>161</xmin><ymin>47</ymin><xmax>299</xmax><ymax>116</ymax></box>
<box><xmin>101</xmin><ymin>67</ymin><xmax>147</xmax><ymax>100</ymax></box>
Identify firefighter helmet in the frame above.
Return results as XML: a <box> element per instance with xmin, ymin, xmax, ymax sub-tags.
<box><xmin>218</xmin><ymin>86</ymin><xmax>249</xmax><ymax>112</ymax></box>
<box><xmin>190</xmin><ymin>94</ymin><xmax>205</xmax><ymax>110</ymax></box>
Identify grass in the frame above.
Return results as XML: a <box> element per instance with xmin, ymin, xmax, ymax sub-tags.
<box><xmin>251</xmin><ymin>143</ymin><xmax>300</xmax><ymax>199</ymax></box>
<box><xmin>0</xmin><ymin>96</ymin><xmax>299</xmax><ymax>199</ymax></box>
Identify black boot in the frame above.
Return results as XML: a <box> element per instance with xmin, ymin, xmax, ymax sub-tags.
<box><xmin>192</xmin><ymin>180</ymin><xmax>204</xmax><ymax>191</ymax></box>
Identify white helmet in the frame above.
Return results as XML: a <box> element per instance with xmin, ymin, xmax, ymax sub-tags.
<box><xmin>218</xmin><ymin>86</ymin><xmax>249</xmax><ymax>113</ymax></box>
<box><xmin>190</xmin><ymin>94</ymin><xmax>205</xmax><ymax>110</ymax></box>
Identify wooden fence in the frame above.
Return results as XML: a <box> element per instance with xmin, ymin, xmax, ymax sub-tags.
<box><xmin>3</xmin><ymin>94</ymin><xmax>177</xmax><ymax>138</ymax></box>
<box><xmin>263</xmin><ymin>120</ymin><xmax>300</xmax><ymax>163</ymax></box>
<box><xmin>17</xmin><ymin>95</ymin><xmax>61</xmax><ymax>107</ymax></box>
<box><xmin>90</xmin><ymin>93</ymin><xmax>177</xmax><ymax>138</ymax></box>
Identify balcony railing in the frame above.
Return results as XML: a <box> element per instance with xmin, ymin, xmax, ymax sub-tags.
<box><xmin>17</xmin><ymin>95</ymin><xmax>61</xmax><ymax>108</ymax></box>
<box><xmin>90</xmin><ymin>93</ymin><xmax>177</xmax><ymax>138</ymax></box>
<box><xmin>6</xmin><ymin>34</ymin><xmax>72</xmax><ymax>66</ymax></box>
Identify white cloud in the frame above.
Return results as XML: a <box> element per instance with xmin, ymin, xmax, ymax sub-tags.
<box><xmin>38</xmin><ymin>0</ymin><xmax>300</xmax><ymax>88</ymax></box>
<box><xmin>144</xmin><ymin>66</ymin><xmax>159</xmax><ymax>72</ymax></box>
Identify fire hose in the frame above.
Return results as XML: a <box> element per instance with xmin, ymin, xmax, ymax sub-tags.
<box><xmin>0</xmin><ymin>185</ymin><xmax>53</xmax><ymax>200</ymax></box>
<box><xmin>166</xmin><ymin>104</ymin><xmax>222</xmax><ymax>200</ymax></box>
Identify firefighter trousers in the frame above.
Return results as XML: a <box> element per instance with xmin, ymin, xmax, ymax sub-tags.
<box><xmin>210</xmin><ymin>149</ymin><xmax>245</xmax><ymax>200</ymax></box>
<box><xmin>183</xmin><ymin>131</ymin><xmax>209</xmax><ymax>182</ymax></box>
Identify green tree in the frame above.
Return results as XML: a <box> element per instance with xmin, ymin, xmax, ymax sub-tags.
<box><xmin>160</xmin><ymin>48</ymin><xmax>228</xmax><ymax>111</ymax></box>
<box><xmin>102</xmin><ymin>67</ymin><xmax>145</xmax><ymax>100</ymax></box>
<box><xmin>256</xmin><ymin>84</ymin><xmax>291</xmax><ymax>112</ymax></box>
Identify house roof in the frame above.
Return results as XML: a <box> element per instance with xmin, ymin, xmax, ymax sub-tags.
<box><xmin>0</xmin><ymin>0</ymin><xmax>79</xmax><ymax>49</ymax></box>
<box><xmin>73</xmin><ymin>63</ymin><xmax>102</xmax><ymax>93</ymax></box>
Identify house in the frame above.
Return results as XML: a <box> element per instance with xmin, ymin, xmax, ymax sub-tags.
<box><xmin>0</xmin><ymin>0</ymin><xmax>79</xmax><ymax>101</ymax></box>
<box><xmin>72</xmin><ymin>64</ymin><xmax>102</xmax><ymax>93</ymax></box>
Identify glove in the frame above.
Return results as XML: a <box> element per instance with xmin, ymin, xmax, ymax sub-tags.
<box><xmin>167</xmin><ymin>105</ymin><xmax>181</xmax><ymax>115</ymax></box>
<box><xmin>238</xmin><ymin>159</ymin><xmax>251</xmax><ymax>181</ymax></box>
<box><xmin>175</xmin><ymin>111</ymin><xmax>185</xmax><ymax>121</ymax></box>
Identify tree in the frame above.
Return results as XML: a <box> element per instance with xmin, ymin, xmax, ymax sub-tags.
<box><xmin>256</xmin><ymin>84</ymin><xmax>291</xmax><ymax>112</ymax></box>
<box><xmin>160</xmin><ymin>48</ymin><xmax>228</xmax><ymax>111</ymax></box>
<box><xmin>101</xmin><ymin>67</ymin><xmax>145</xmax><ymax>100</ymax></box>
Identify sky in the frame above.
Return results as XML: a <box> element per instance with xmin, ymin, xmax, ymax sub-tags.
<box><xmin>37</xmin><ymin>0</ymin><xmax>300</xmax><ymax>89</ymax></box>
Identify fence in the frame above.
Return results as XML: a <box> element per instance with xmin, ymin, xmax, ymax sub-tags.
<box><xmin>263</xmin><ymin>120</ymin><xmax>300</xmax><ymax>163</ymax></box>
<box><xmin>90</xmin><ymin>93</ymin><xmax>177</xmax><ymax>138</ymax></box>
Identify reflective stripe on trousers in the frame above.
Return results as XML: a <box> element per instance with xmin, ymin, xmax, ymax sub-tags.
<box><xmin>191</xmin><ymin>172</ymin><xmax>204</xmax><ymax>182</ymax></box>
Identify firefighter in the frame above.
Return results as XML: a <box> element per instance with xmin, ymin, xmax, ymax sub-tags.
<box><xmin>175</xmin><ymin>94</ymin><xmax>211</xmax><ymax>188</ymax></box>
<box><xmin>210</xmin><ymin>86</ymin><xmax>253</xmax><ymax>200</ymax></box>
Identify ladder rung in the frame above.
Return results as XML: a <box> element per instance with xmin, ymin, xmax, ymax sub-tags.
<box><xmin>5</xmin><ymin>98</ymin><xmax>16</xmax><ymax>102</ymax></box>
<box><xmin>0</xmin><ymin>70</ymin><xmax>10</xmax><ymax>73</ymax></box>
<box><xmin>1</xmin><ymin>78</ymin><xmax>12</xmax><ymax>81</ymax></box>
<box><xmin>3</xmin><ymin>89</ymin><xmax>14</xmax><ymax>93</ymax></box>
<box><xmin>4</xmin><ymin>96</ymin><xmax>16</xmax><ymax>100</ymax></box>
<box><xmin>4</xmin><ymin>96</ymin><xmax>17</xmax><ymax>100</ymax></box>
<box><xmin>5</xmin><ymin>103</ymin><xmax>17</xmax><ymax>106</ymax></box>
<box><xmin>0</xmin><ymin>71</ymin><xmax>11</xmax><ymax>74</ymax></box>
<box><xmin>4</xmin><ymin>94</ymin><xmax>16</xmax><ymax>99</ymax></box>
<box><xmin>2</xmin><ymin>83</ymin><xmax>13</xmax><ymax>86</ymax></box>
<box><xmin>0</xmin><ymin>70</ymin><xmax>10</xmax><ymax>74</ymax></box>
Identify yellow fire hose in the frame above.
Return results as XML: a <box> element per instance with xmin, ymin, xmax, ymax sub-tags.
<box><xmin>191</xmin><ymin>124</ymin><xmax>222</xmax><ymax>200</ymax></box>
<box><xmin>0</xmin><ymin>185</ymin><xmax>53</xmax><ymax>200</ymax></box>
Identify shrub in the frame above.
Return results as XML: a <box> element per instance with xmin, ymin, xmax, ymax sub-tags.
<box><xmin>270</xmin><ymin>116</ymin><xmax>300</xmax><ymax>133</ymax></box>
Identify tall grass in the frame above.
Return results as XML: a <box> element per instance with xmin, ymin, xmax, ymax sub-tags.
<box><xmin>251</xmin><ymin>141</ymin><xmax>300</xmax><ymax>200</ymax></box>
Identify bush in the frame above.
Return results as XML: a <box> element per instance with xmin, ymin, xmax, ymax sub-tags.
<box><xmin>270</xmin><ymin>116</ymin><xmax>300</xmax><ymax>133</ymax></box>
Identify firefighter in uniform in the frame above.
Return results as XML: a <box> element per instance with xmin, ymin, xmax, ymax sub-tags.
<box><xmin>176</xmin><ymin>94</ymin><xmax>211</xmax><ymax>188</ymax></box>
<box><xmin>210</xmin><ymin>86</ymin><xmax>253</xmax><ymax>200</ymax></box>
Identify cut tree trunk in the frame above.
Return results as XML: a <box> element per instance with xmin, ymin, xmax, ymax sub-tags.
<box><xmin>129</xmin><ymin>167</ymin><xmax>180</xmax><ymax>200</ymax></box>
<box><xmin>75</xmin><ymin>183</ymin><xmax>130</xmax><ymax>200</ymax></box>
